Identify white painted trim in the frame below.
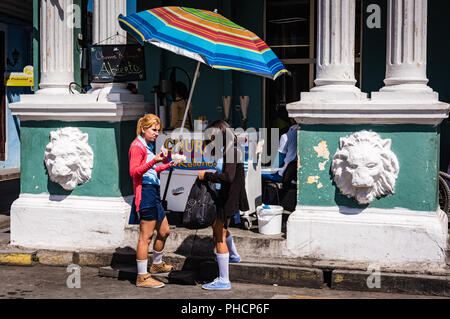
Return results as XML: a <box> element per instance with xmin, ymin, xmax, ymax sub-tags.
<box><xmin>293</xmin><ymin>204</ymin><xmax>445</xmax><ymax>219</ymax></box>
<box><xmin>287</xmin><ymin>99</ymin><xmax>450</xmax><ymax>125</ymax></box>
<box><xmin>15</xmin><ymin>193</ymin><xmax>134</xmax><ymax>206</ymax></box>
<box><xmin>9</xmin><ymin>94</ymin><xmax>150</xmax><ymax>122</ymax></box>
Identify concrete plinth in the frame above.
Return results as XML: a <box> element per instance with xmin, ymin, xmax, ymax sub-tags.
<box><xmin>286</xmin><ymin>205</ymin><xmax>448</xmax><ymax>264</ymax></box>
<box><xmin>10</xmin><ymin>194</ymin><xmax>133</xmax><ymax>250</ymax></box>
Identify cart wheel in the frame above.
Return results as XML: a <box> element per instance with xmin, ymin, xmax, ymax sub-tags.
<box><xmin>243</xmin><ymin>219</ymin><xmax>252</xmax><ymax>230</ymax></box>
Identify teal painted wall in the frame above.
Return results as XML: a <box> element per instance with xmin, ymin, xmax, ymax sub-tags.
<box><xmin>428</xmin><ymin>1</ymin><xmax>450</xmax><ymax>172</ymax></box>
<box><xmin>19</xmin><ymin>121</ymin><xmax>136</xmax><ymax>197</ymax></box>
<box><xmin>297</xmin><ymin>125</ymin><xmax>439</xmax><ymax>212</ymax></box>
<box><xmin>361</xmin><ymin>0</ymin><xmax>387</xmax><ymax>94</ymax></box>
<box><xmin>136</xmin><ymin>0</ymin><xmax>264</xmax><ymax>129</ymax></box>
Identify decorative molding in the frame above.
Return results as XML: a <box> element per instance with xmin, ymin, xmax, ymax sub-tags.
<box><xmin>44</xmin><ymin>127</ymin><xmax>94</xmax><ymax>191</ymax></box>
<box><xmin>9</xmin><ymin>94</ymin><xmax>150</xmax><ymax>122</ymax></box>
<box><xmin>287</xmin><ymin>100</ymin><xmax>450</xmax><ymax>125</ymax></box>
<box><xmin>331</xmin><ymin>130</ymin><xmax>399</xmax><ymax>204</ymax></box>
<box><xmin>292</xmin><ymin>204</ymin><xmax>445</xmax><ymax>218</ymax></box>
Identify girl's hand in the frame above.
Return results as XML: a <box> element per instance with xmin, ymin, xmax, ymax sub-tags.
<box><xmin>198</xmin><ymin>170</ymin><xmax>206</xmax><ymax>180</ymax></box>
<box><xmin>169</xmin><ymin>161</ymin><xmax>176</xmax><ymax>168</ymax></box>
<box><xmin>161</xmin><ymin>146</ymin><xmax>169</xmax><ymax>158</ymax></box>
<box><xmin>154</xmin><ymin>152</ymin><xmax>165</xmax><ymax>163</ymax></box>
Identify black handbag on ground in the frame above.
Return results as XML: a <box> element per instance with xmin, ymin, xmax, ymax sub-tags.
<box><xmin>183</xmin><ymin>178</ymin><xmax>217</xmax><ymax>229</ymax></box>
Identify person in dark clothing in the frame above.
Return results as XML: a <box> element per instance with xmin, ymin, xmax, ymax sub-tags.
<box><xmin>198</xmin><ymin>120</ymin><xmax>249</xmax><ymax>290</ymax></box>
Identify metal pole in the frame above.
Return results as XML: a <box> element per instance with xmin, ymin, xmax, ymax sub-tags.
<box><xmin>181</xmin><ymin>61</ymin><xmax>201</xmax><ymax>130</ymax></box>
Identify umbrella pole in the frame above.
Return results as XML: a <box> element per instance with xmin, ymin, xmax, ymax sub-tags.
<box><xmin>181</xmin><ymin>61</ymin><xmax>201</xmax><ymax>130</ymax></box>
<box><xmin>163</xmin><ymin>62</ymin><xmax>200</xmax><ymax>212</ymax></box>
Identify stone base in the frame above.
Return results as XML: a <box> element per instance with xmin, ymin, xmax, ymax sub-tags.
<box><xmin>300</xmin><ymin>90</ymin><xmax>368</xmax><ymax>102</ymax></box>
<box><xmin>286</xmin><ymin>205</ymin><xmax>448</xmax><ymax>265</ymax></box>
<box><xmin>10</xmin><ymin>194</ymin><xmax>133</xmax><ymax>250</ymax></box>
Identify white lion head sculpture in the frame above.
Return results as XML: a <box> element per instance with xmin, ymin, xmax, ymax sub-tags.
<box><xmin>331</xmin><ymin>130</ymin><xmax>399</xmax><ymax>204</ymax></box>
<box><xmin>44</xmin><ymin>127</ymin><xmax>94</xmax><ymax>191</ymax></box>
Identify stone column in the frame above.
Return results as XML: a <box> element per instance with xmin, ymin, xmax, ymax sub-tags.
<box><xmin>38</xmin><ymin>0</ymin><xmax>74</xmax><ymax>95</ymax></box>
<box><xmin>382</xmin><ymin>0</ymin><xmax>432</xmax><ymax>94</ymax></box>
<box><xmin>373</xmin><ymin>0</ymin><xmax>437</xmax><ymax>101</ymax></box>
<box><xmin>90</xmin><ymin>0</ymin><xmax>131</xmax><ymax>100</ymax></box>
<box><xmin>92</xmin><ymin>0</ymin><xmax>127</xmax><ymax>45</ymax></box>
<box><xmin>309</xmin><ymin>0</ymin><xmax>363</xmax><ymax>98</ymax></box>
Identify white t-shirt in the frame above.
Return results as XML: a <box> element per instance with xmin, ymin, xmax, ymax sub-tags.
<box><xmin>277</xmin><ymin>124</ymin><xmax>297</xmax><ymax>177</ymax></box>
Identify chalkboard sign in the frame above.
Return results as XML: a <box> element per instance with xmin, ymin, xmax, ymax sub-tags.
<box><xmin>90</xmin><ymin>45</ymin><xmax>146</xmax><ymax>83</ymax></box>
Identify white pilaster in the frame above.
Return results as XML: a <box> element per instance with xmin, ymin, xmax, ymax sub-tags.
<box><xmin>373</xmin><ymin>0</ymin><xmax>438</xmax><ymax>101</ymax></box>
<box><xmin>303</xmin><ymin>0</ymin><xmax>366</xmax><ymax>100</ymax></box>
<box><xmin>37</xmin><ymin>0</ymin><xmax>74</xmax><ymax>95</ymax></box>
<box><xmin>90</xmin><ymin>0</ymin><xmax>137</xmax><ymax>101</ymax></box>
<box><xmin>93</xmin><ymin>0</ymin><xmax>127</xmax><ymax>45</ymax></box>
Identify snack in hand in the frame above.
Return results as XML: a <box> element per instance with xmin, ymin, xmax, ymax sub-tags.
<box><xmin>171</xmin><ymin>153</ymin><xmax>187</xmax><ymax>165</ymax></box>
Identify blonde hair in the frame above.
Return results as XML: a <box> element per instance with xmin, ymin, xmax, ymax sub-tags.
<box><xmin>136</xmin><ymin>114</ymin><xmax>162</xmax><ymax>137</ymax></box>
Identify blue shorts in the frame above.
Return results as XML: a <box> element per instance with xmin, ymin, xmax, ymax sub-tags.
<box><xmin>129</xmin><ymin>184</ymin><xmax>166</xmax><ymax>225</ymax></box>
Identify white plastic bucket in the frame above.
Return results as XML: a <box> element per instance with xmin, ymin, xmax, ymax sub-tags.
<box><xmin>256</xmin><ymin>205</ymin><xmax>283</xmax><ymax>235</ymax></box>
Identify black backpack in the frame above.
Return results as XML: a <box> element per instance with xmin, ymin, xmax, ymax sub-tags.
<box><xmin>183</xmin><ymin>178</ymin><xmax>217</xmax><ymax>229</ymax></box>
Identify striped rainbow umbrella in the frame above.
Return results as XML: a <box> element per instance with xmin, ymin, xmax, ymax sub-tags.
<box><xmin>118</xmin><ymin>7</ymin><xmax>288</xmax><ymax>81</ymax></box>
<box><xmin>118</xmin><ymin>7</ymin><xmax>288</xmax><ymax>129</ymax></box>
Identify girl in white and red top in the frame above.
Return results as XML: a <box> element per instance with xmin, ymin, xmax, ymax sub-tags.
<box><xmin>129</xmin><ymin>114</ymin><xmax>175</xmax><ymax>288</ymax></box>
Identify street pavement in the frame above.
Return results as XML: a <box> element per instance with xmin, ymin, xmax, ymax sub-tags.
<box><xmin>0</xmin><ymin>264</ymin><xmax>447</xmax><ymax>300</ymax></box>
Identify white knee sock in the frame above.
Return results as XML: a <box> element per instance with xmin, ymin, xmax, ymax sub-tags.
<box><xmin>216</xmin><ymin>252</ymin><xmax>230</xmax><ymax>283</ymax></box>
<box><xmin>226</xmin><ymin>233</ymin><xmax>240</xmax><ymax>259</ymax></box>
<box><xmin>152</xmin><ymin>250</ymin><xmax>163</xmax><ymax>264</ymax></box>
<box><xmin>136</xmin><ymin>259</ymin><xmax>148</xmax><ymax>275</ymax></box>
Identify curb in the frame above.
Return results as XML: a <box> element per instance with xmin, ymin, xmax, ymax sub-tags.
<box><xmin>99</xmin><ymin>253</ymin><xmax>325</xmax><ymax>289</ymax></box>
<box><xmin>0</xmin><ymin>249</ymin><xmax>36</xmax><ymax>266</ymax></box>
<box><xmin>0</xmin><ymin>245</ymin><xmax>116</xmax><ymax>267</ymax></box>
<box><xmin>1</xmin><ymin>245</ymin><xmax>449</xmax><ymax>296</ymax></box>
<box><xmin>332</xmin><ymin>269</ymin><xmax>450</xmax><ymax>297</ymax></box>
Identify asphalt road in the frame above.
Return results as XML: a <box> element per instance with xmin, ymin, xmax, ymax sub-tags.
<box><xmin>0</xmin><ymin>264</ymin><xmax>446</xmax><ymax>300</ymax></box>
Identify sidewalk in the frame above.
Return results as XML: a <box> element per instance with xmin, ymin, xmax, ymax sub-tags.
<box><xmin>1</xmin><ymin>218</ymin><xmax>449</xmax><ymax>297</ymax></box>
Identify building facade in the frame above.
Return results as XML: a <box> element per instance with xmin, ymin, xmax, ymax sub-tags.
<box><xmin>3</xmin><ymin>0</ymin><xmax>449</xmax><ymax>266</ymax></box>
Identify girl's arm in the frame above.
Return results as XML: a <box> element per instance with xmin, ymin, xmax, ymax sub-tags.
<box><xmin>129</xmin><ymin>146</ymin><xmax>158</xmax><ymax>178</ymax></box>
<box><xmin>203</xmin><ymin>156</ymin><xmax>237</xmax><ymax>184</ymax></box>
<box><xmin>155</xmin><ymin>162</ymin><xmax>173</xmax><ymax>173</ymax></box>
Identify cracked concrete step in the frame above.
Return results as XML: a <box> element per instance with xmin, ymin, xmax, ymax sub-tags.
<box><xmin>99</xmin><ymin>253</ymin><xmax>325</xmax><ymax>289</ymax></box>
<box><xmin>0</xmin><ymin>228</ymin><xmax>10</xmax><ymax>245</ymax></box>
<box><xmin>0</xmin><ymin>215</ymin><xmax>10</xmax><ymax>230</ymax></box>
<box><xmin>124</xmin><ymin>225</ymin><xmax>287</xmax><ymax>259</ymax></box>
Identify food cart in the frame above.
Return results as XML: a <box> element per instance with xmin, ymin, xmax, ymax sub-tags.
<box><xmin>156</xmin><ymin>129</ymin><xmax>262</xmax><ymax>229</ymax></box>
